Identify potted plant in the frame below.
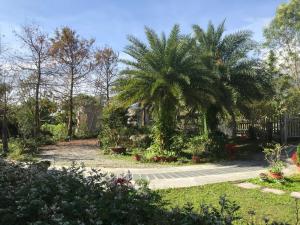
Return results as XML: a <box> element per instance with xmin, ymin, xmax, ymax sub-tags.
<box><xmin>163</xmin><ymin>151</ymin><xmax>177</xmax><ymax>162</ymax></box>
<box><xmin>188</xmin><ymin>135</ymin><xmax>207</xmax><ymax>164</ymax></box>
<box><xmin>110</xmin><ymin>130</ymin><xmax>126</xmax><ymax>154</ymax></box>
<box><xmin>225</xmin><ymin>143</ymin><xmax>237</xmax><ymax>160</ymax></box>
<box><xmin>132</xmin><ymin>148</ymin><xmax>142</xmax><ymax>161</ymax></box>
<box><xmin>263</xmin><ymin>143</ymin><xmax>284</xmax><ymax>179</ymax></box>
<box><xmin>191</xmin><ymin>148</ymin><xmax>202</xmax><ymax>163</ymax></box>
<box><xmin>269</xmin><ymin>162</ymin><xmax>284</xmax><ymax>179</ymax></box>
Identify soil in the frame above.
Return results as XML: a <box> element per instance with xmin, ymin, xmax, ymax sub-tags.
<box><xmin>38</xmin><ymin>139</ymin><xmax>169</xmax><ymax>168</ymax></box>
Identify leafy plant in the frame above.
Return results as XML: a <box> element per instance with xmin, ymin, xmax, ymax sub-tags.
<box><xmin>41</xmin><ymin>123</ymin><xmax>68</xmax><ymax>141</ymax></box>
<box><xmin>187</xmin><ymin>134</ymin><xmax>208</xmax><ymax>156</ymax></box>
<box><xmin>205</xmin><ymin>131</ymin><xmax>227</xmax><ymax>158</ymax></box>
<box><xmin>0</xmin><ymin>160</ymin><xmax>289</xmax><ymax>225</ymax></box>
<box><xmin>263</xmin><ymin>143</ymin><xmax>284</xmax><ymax>174</ymax></box>
<box><xmin>297</xmin><ymin>145</ymin><xmax>300</xmax><ymax>165</ymax></box>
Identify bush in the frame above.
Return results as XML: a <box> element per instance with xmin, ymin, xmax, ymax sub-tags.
<box><xmin>0</xmin><ymin>161</ymin><xmax>161</xmax><ymax>225</ymax></box>
<box><xmin>205</xmin><ymin>131</ymin><xmax>227</xmax><ymax>158</ymax></box>
<box><xmin>187</xmin><ymin>134</ymin><xmax>208</xmax><ymax>156</ymax></box>
<box><xmin>41</xmin><ymin>123</ymin><xmax>68</xmax><ymax>141</ymax></box>
<box><xmin>0</xmin><ymin>161</ymin><xmax>288</xmax><ymax>225</ymax></box>
<box><xmin>297</xmin><ymin>145</ymin><xmax>300</xmax><ymax>164</ymax></box>
<box><xmin>0</xmin><ymin>138</ymin><xmax>37</xmax><ymax>161</ymax></box>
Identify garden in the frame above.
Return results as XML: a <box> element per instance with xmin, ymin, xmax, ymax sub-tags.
<box><xmin>1</xmin><ymin>0</ymin><xmax>300</xmax><ymax>224</ymax></box>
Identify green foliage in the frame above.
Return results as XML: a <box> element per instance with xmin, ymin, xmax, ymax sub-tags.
<box><xmin>99</xmin><ymin>102</ymin><xmax>128</xmax><ymax>149</ymax></box>
<box><xmin>205</xmin><ymin>131</ymin><xmax>227</xmax><ymax>158</ymax></box>
<box><xmin>263</xmin><ymin>143</ymin><xmax>284</xmax><ymax>173</ymax></box>
<box><xmin>193</xmin><ymin>21</ymin><xmax>271</xmax><ymax>132</ymax></box>
<box><xmin>0</xmin><ymin>138</ymin><xmax>38</xmax><ymax>161</ymax></box>
<box><xmin>116</xmin><ymin>25</ymin><xmax>205</xmax><ymax>151</ymax></box>
<box><xmin>41</xmin><ymin>123</ymin><xmax>68</xmax><ymax>141</ymax></box>
<box><xmin>14</xmin><ymin>100</ymin><xmax>35</xmax><ymax>138</ymax></box>
<box><xmin>2</xmin><ymin>160</ymin><xmax>286</xmax><ymax>225</ymax></box>
<box><xmin>264</xmin><ymin>0</ymin><xmax>300</xmax><ymax>87</ymax></box>
<box><xmin>187</xmin><ymin>134</ymin><xmax>208</xmax><ymax>156</ymax></box>
<box><xmin>0</xmin><ymin>161</ymin><xmax>161</xmax><ymax>225</ymax></box>
<box><xmin>297</xmin><ymin>145</ymin><xmax>300</xmax><ymax>164</ymax></box>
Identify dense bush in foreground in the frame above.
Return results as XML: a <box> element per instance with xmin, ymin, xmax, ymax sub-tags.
<box><xmin>0</xmin><ymin>160</ymin><xmax>287</xmax><ymax>225</ymax></box>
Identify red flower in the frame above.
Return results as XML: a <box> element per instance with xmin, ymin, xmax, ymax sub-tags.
<box><xmin>114</xmin><ymin>178</ymin><xmax>131</xmax><ymax>186</ymax></box>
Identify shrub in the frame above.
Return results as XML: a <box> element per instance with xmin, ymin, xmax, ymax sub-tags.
<box><xmin>0</xmin><ymin>138</ymin><xmax>37</xmax><ymax>161</ymax></box>
<box><xmin>205</xmin><ymin>131</ymin><xmax>227</xmax><ymax>158</ymax></box>
<box><xmin>0</xmin><ymin>161</ymin><xmax>288</xmax><ymax>225</ymax></box>
<box><xmin>297</xmin><ymin>145</ymin><xmax>300</xmax><ymax>164</ymax></box>
<box><xmin>0</xmin><ymin>161</ymin><xmax>161</xmax><ymax>225</ymax></box>
<box><xmin>263</xmin><ymin>143</ymin><xmax>284</xmax><ymax>174</ymax></box>
<box><xmin>187</xmin><ymin>134</ymin><xmax>208</xmax><ymax>156</ymax></box>
<box><xmin>41</xmin><ymin>123</ymin><xmax>68</xmax><ymax>141</ymax></box>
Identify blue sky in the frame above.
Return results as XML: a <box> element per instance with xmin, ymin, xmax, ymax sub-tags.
<box><xmin>0</xmin><ymin>0</ymin><xmax>286</xmax><ymax>54</ymax></box>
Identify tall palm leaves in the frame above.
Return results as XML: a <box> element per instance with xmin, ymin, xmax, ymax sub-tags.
<box><xmin>117</xmin><ymin>25</ymin><xmax>207</xmax><ymax>150</ymax></box>
<box><xmin>193</xmin><ymin>22</ymin><xmax>270</xmax><ymax>134</ymax></box>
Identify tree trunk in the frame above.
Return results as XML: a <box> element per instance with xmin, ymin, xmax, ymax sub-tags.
<box><xmin>106</xmin><ymin>70</ymin><xmax>109</xmax><ymax>103</ymax></box>
<box><xmin>67</xmin><ymin>70</ymin><xmax>74</xmax><ymax>139</ymax></box>
<box><xmin>34</xmin><ymin>63</ymin><xmax>41</xmax><ymax>139</ymax></box>
<box><xmin>2</xmin><ymin>88</ymin><xmax>8</xmax><ymax>154</ymax></box>
<box><xmin>229</xmin><ymin>109</ymin><xmax>237</xmax><ymax>138</ymax></box>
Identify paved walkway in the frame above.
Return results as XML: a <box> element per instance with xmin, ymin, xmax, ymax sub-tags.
<box><xmin>51</xmin><ymin>161</ymin><xmax>272</xmax><ymax>189</ymax></box>
<box><xmin>43</xmin><ymin>141</ymin><xmax>298</xmax><ymax>189</ymax></box>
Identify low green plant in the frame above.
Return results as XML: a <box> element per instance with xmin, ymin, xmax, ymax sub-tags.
<box><xmin>269</xmin><ymin>162</ymin><xmax>284</xmax><ymax>174</ymax></box>
<box><xmin>187</xmin><ymin>134</ymin><xmax>208</xmax><ymax>156</ymax></box>
<box><xmin>297</xmin><ymin>145</ymin><xmax>300</xmax><ymax>164</ymax></box>
<box><xmin>263</xmin><ymin>143</ymin><xmax>284</xmax><ymax>174</ymax></box>
<box><xmin>41</xmin><ymin>123</ymin><xmax>68</xmax><ymax>141</ymax></box>
<box><xmin>0</xmin><ymin>138</ymin><xmax>37</xmax><ymax>161</ymax></box>
<box><xmin>205</xmin><ymin>131</ymin><xmax>227</xmax><ymax>158</ymax></box>
<box><xmin>0</xmin><ymin>160</ymin><xmax>289</xmax><ymax>225</ymax></box>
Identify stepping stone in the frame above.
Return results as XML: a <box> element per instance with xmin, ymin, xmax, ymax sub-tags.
<box><xmin>261</xmin><ymin>188</ymin><xmax>285</xmax><ymax>195</ymax></box>
<box><xmin>291</xmin><ymin>192</ymin><xmax>300</xmax><ymax>199</ymax></box>
<box><xmin>236</xmin><ymin>182</ymin><xmax>261</xmax><ymax>189</ymax></box>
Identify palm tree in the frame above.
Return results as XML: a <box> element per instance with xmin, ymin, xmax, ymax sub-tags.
<box><xmin>117</xmin><ymin>25</ymin><xmax>210</xmax><ymax>150</ymax></box>
<box><xmin>193</xmin><ymin>21</ymin><xmax>270</xmax><ymax>136</ymax></box>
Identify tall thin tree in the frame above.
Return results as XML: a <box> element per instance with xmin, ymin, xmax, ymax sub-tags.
<box><xmin>15</xmin><ymin>24</ymin><xmax>50</xmax><ymax>139</ymax></box>
<box><xmin>94</xmin><ymin>47</ymin><xmax>118</xmax><ymax>104</ymax></box>
<box><xmin>50</xmin><ymin>27</ymin><xmax>94</xmax><ymax>138</ymax></box>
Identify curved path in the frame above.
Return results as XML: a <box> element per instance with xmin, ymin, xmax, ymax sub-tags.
<box><xmin>39</xmin><ymin>139</ymin><xmax>296</xmax><ymax>189</ymax></box>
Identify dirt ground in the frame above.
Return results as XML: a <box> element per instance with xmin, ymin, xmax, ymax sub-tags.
<box><xmin>39</xmin><ymin>139</ymin><xmax>168</xmax><ymax>168</ymax></box>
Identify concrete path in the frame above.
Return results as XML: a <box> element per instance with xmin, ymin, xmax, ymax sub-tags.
<box><xmin>43</xmin><ymin>140</ymin><xmax>298</xmax><ymax>189</ymax></box>
<box><xmin>51</xmin><ymin>161</ymin><xmax>270</xmax><ymax>189</ymax></box>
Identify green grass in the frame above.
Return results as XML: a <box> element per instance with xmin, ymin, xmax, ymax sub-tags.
<box><xmin>249</xmin><ymin>174</ymin><xmax>300</xmax><ymax>192</ymax></box>
<box><xmin>157</xmin><ymin>182</ymin><xmax>298</xmax><ymax>224</ymax></box>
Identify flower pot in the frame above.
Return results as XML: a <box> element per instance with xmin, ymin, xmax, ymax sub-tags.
<box><xmin>192</xmin><ymin>155</ymin><xmax>201</xmax><ymax>163</ymax></box>
<box><xmin>225</xmin><ymin>144</ymin><xmax>237</xmax><ymax>160</ymax></box>
<box><xmin>269</xmin><ymin>171</ymin><xmax>283</xmax><ymax>179</ymax></box>
<box><xmin>152</xmin><ymin>156</ymin><xmax>160</xmax><ymax>162</ymax></box>
<box><xmin>165</xmin><ymin>156</ymin><xmax>177</xmax><ymax>162</ymax></box>
<box><xmin>111</xmin><ymin>147</ymin><xmax>126</xmax><ymax>154</ymax></box>
<box><xmin>133</xmin><ymin>154</ymin><xmax>141</xmax><ymax>161</ymax></box>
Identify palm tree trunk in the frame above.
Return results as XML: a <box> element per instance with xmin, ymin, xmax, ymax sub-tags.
<box><xmin>229</xmin><ymin>109</ymin><xmax>237</xmax><ymax>138</ymax></box>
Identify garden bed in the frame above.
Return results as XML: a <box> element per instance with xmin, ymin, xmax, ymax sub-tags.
<box><xmin>248</xmin><ymin>174</ymin><xmax>300</xmax><ymax>192</ymax></box>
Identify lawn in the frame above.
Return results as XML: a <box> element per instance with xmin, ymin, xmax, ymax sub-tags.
<box><xmin>248</xmin><ymin>174</ymin><xmax>300</xmax><ymax>192</ymax></box>
<box><xmin>157</xmin><ymin>182</ymin><xmax>298</xmax><ymax>224</ymax></box>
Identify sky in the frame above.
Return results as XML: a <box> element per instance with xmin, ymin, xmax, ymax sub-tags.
<box><xmin>0</xmin><ymin>0</ymin><xmax>287</xmax><ymax>56</ymax></box>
